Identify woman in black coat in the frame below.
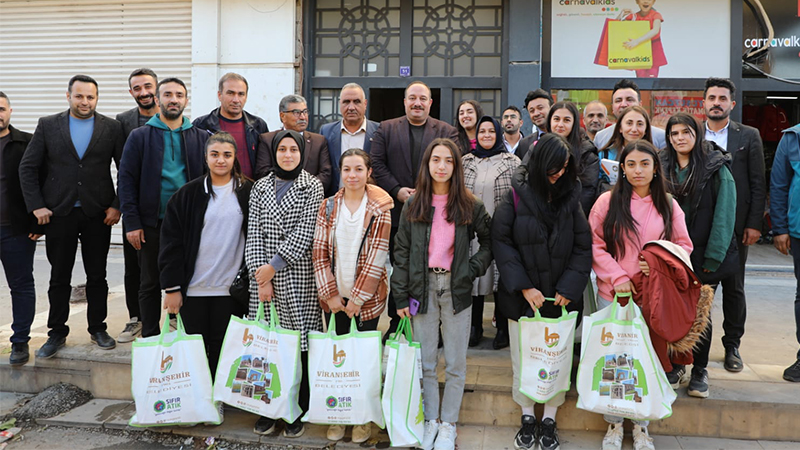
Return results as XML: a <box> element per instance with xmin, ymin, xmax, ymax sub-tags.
<box><xmin>492</xmin><ymin>134</ymin><xmax>592</xmax><ymax>450</ymax></box>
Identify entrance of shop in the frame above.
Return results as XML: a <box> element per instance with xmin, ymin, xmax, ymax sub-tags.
<box><xmin>368</xmin><ymin>88</ymin><xmax>441</xmax><ymax>123</ymax></box>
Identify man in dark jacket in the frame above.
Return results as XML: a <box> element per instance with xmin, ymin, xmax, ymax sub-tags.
<box><xmin>114</xmin><ymin>68</ymin><xmax>159</xmax><ymax>343</ymax></box>
<box><xmin>0</xmin><ymin>92</ymin><xmax>41</xmax><ymax>365</ymax></box>
<box><xmin>370</xmin><ymin>80</ymin><xmax>459</xmax><ymax>337</ymax></box>
<box><xmin>118</xmin><ymin>77</ymin><xmax>209</xmax><ymax>338</ymax></box>
<box><xmin>19</xmin><ymin>75</ymin><xmax>125</xmax><ymax>358</ymax></box>
<box><xmin>702</xmin><ymin>77</ymin><xmax>766</xmax><ymax>376</ymax></box>
<box><xmin>192</xmin><ymin>73</ymin><xmax>269</xmax><ymax>179</ymax></box>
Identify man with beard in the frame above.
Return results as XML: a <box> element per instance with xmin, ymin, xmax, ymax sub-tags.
<box><xmin>19</xmin><ymin>75</ymin><xmax>125</xmax><ymax>358</ymax></box>
<box><xmin>501</xmin><ymin>106</ymin><xmax>524</xmax><ymax>155</ymax></box>
<box><xmin>593</xmin><ymin>79</ymin><xmax>666</xmax><ymax>151</ymax></box>
<box><xmin>193</xmin><ymin>73</ymin><xmax>269</xmax><ymax>179</ymax></box>
<box><xmin>517</xmin><ymin>89</ymin><xmax>553</xmax><ymax>162</ymax></box>
<box><xmin>118</xmin><ymin>78</ymin><xmax>209</xmax><ymax>338</ymax></box>
<box><xmin>113</xmin><ymin>68</ymin><xmax>158</xmax><ymax>343</ymax></box>
<box><xmin>683</xmin><ymin>77</ymin><xmax>766</xmax><ymax>398</ymax></box>
<box><xmin>582</xmin><ymin>100</ymin><xmax>608</xmax><ymax>141</ymax></box>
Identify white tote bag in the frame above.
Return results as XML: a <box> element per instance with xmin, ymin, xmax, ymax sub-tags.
<box><xmin>130</xmin><ymin>315</ymin><xmax>220</xmax><ymax>426</ymax></box>
<box><xmin>213</xmin><ymin>302</ymin><xmax>303</xmax><ymax>423</ymax></box>
<box><xmin>518</xmin><ymin>299</ymin><xmax>578</xmax><ymax>403</ymax></box>
<box><xmin>381</xmin><ymin>317</ymin><xmax>424</xmax><ymax>447</ymax></box>
<box><xmin>576</xmin><ymin>294</ymin><xmax>676</xmax><ymax>421</ymax></box>
<box><xmin>303</xmin><ymin>315</ymin><xmax>385</xmax><ymax>427</ymax></box>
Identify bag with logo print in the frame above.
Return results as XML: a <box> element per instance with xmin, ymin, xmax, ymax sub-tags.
<box><xmin>518</xmin><ymin>298</ymin><xmax>578</xmax><ymax>403</ymax></box>
<box><xmin>303</xmin><ymin>314</ymin><xmax>384</xmax><ymax>428</ymax></box>
<box><xmin>381</xmin><ymin>317</ymin><xmax>424</xmax><ymax>447</ymax></box>
<box><xmin>576</xmin><ymin>293</ymin><xmax>676</xmax><ymax>420</ymax></box>
<box><xmin>213</xmin><ymin>302</ymin><xmax>302</xmax><ymax>423</ymax></box>
<box><xmin>129</xmin><ymin>314</ymin><xmax>220</xmax><ymax>426</ymax></box>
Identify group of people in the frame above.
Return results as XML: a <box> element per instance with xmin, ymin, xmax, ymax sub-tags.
<box><xmin>1</xmin><ymin>67</ymin><xmax>798</xmax><ymax>450</ymax></box>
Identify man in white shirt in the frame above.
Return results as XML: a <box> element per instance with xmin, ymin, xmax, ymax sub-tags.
<box><xmin>501</xmin><ymin>106</ymin><xmax>524</xmax><ymax>155</ymax></box>
<box><xmin>583</xmin><ymin>100</ymin><xmax>609</xmax><ymax>141</ymax></box>
<box><xmin>593</xmin><ymin>79</ymin><xmax>666</xmax><ymax>151</ymax></box>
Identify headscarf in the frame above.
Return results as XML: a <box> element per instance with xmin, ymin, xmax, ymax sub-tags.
<box><xmin>471</xmin><ymin>116</ymin><xmax>506</xmax><ymax>159</ymax></box>
<box><xmin>271</xmin><ymin>130</ymin><xmax>305</xmax><ymax>180</ymax></box>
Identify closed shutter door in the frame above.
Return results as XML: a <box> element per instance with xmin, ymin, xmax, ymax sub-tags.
<box><xmin>0</xmin><ymin>0</ymin><xmax>192</xmax><ymax>134</ymax></box>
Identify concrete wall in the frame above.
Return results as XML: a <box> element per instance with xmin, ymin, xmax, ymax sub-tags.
<box><xmin>191</xmin><ymin>0</ymin><xmax>297</xmax><ymax>128</ymax></box>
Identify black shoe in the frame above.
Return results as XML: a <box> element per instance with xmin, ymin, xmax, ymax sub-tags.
<box><xmin>513</xmin><ymin>414</ymin><xmax>537</xmax><ymax>450</ymax></box>
<box><xmin>784</xmin><ymin>359</ymin><xmax>800</xmax><ymax>382</ymax></box>
<box><xmin>253</xmin><ymin>417</ymin><xmax>278</xmax><ymax>435</ymax></box>
<box><xmin>493</xmin><ymin>328</ymin><xmax>509</xmax><ymax>350</ymax></box>
<box><xmin>90</xmin><ymin>331</ymin><xmax>116</xmax><ymax>350</ymax></box>
<box><xmin>724</xmin><ymin>347</ymin><xmax>743</xmax><ymax>372</ymax></box>
<box><xmin>283</xmin><ymin>418</ymin><xmax>304</xmax><ymax>438</ymax></box>
<box><xmin>9</xmin><ymin>343</ymin><xmax>30</xmax><ymax>366</ymax></box>
<box><xmin>687</xmin><ymin>368</ymin><xmax>709</xmax><ymax>398</ymax></box>
<box><xmin>36</xmin><ymin>336</ymin><xmax>66</xmax><ymax>359</ymax></box>
<box><xmin>539</xmin><ymin>418</ymin><xmax>560</xmax><ymax>450</ymax></box>
<box><xmin>469</xmin><ymin>326</ymin><xmax>483</xmax><ymax>348</ymax></box>
<box><xmin>666</xmin><ymin>364</ymin><xmax>687</xmax><ymax>389</ymax></box>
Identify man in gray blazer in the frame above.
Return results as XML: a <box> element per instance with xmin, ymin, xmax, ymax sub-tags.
<box><xmin>114</xmin><ymin>68</ymin><xmax>158</xmax><ymax>343</ymax></box>
<box><xmin>319</xmin><ymin>83</ymin><xmax>379</xmax><ymax>196</ymax></box>
<box><xmin>19</xmin><ymin>75</ymin><xmax>125</xmax><ymax>358</ymax></box>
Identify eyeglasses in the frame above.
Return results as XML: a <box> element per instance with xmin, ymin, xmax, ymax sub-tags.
<box><xmin>283</xmin><ymin>109</ymin><xmax>309</xmax><ymax>117</ymax></box>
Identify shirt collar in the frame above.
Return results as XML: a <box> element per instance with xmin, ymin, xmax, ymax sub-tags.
<box><xmin>340</xmin><ymin>119</ymin><xmax>367</xmax><ymax>135</ymax></box>
<box><xmin>705</xmin><ymin>119</ymin><xmax>730</xmax><ymax>134</ymax></box>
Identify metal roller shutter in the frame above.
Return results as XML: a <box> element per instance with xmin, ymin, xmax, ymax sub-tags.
<box><xmin>0</xmin><ymin>0</ymin><xmax>192</xmax><ymax>134</ymax></box>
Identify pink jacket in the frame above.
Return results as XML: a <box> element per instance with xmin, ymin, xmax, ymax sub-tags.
<box><xmin>589</xmin><ymin>191</ymin><xmax>693</xmax><ymax>301</ymax></box>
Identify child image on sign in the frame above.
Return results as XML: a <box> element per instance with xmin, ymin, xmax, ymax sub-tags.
<box><xmin>616</xmin><ymin>0</ymin><xmax>667</xmax><ymax>78</ymax></box>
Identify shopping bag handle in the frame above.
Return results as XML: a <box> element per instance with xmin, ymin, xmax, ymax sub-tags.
<box><xmin>157</xmin><ymin>313</ymin><xmax>185</xmax><ymax>345</ymax></box>
<box><xmin>394</xmin><ymin>316</ymin><xmax>413</xmax><ymax>342</ymax></box>
<box><xmin>532</xmin><ymin>298</ymin><xmax>568</xmax><ymax>318</ymax></box>
<box><xmin>256</xmin><ymin>301</ymin><xmax>266</xmax><ymax>323</ymax></box>
<box><xmin>610</xmin><ymin>292</ymin><xmax>635</xmax><ymax>320</ymax></box>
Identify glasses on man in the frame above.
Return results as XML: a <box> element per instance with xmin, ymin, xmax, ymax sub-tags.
<box><xmin>283</xmin><ymin>109</ymin><xmax>309</xmax><ymax>117</ymax></box>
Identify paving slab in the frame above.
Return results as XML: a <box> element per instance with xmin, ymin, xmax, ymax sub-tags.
<box><xmin>37</xmin><ymin>398</ymin><xmax>130</xmax><ymax>429</ymax></box>
<box><xmin>0</xmin><ymin>392</ymin><xmax>32</xmax><ymax>415</ymax></box>
<box><xmin>103</xmin><ymin>402</ymin><xmax>136</xmax><ymax>430</ymax></box>
<box><xmin>454</xmin><ymin>424</ymin><xmax>485</xmax><ymax>450</ymax></box>
<box><xmin>759</xmin><ymin>440</ymin><xmax>800</xmax><ymax>450</ymax></box>
<box><xmin>676</xmin><ymin>435</ymin><xmax>765</xmax><ymax>449</ymax></box>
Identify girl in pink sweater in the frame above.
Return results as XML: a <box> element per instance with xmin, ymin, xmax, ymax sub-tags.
<box><xmin>588</xmin><ymin>140</ymin><xmax>692</xmax><ymax>450</ymax></box>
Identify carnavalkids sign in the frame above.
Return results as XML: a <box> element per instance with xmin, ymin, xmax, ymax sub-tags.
<box><xmin>552</xmin><ymin>0</ymin><xmax>731</xmax><ymax>78</ymax></box>
<box><xmin>742</xmin><ymin>0</ymin><xmax>800</xmax><ymax>79</ymax></box>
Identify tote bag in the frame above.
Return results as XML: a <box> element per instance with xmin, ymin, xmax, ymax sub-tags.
<box><xmin>381</xmin><ymin>317</ymin><xmax>424</xmax><ymax>447</ymax></box>
<box><xmin>607</xmin><ymin>21</ymin><xmax>654</xmax><ymax>70</ymax></box>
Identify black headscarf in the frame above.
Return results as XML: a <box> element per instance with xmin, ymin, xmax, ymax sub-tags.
<box><xmin>471</xmin><ymin>116</ymin><xmax>506</xmax><ymax>159</ymax></box>
<box><xmin>271</xmin><ymin>130</ymin><xmax>305</xmax><ymax>180</ymax></box>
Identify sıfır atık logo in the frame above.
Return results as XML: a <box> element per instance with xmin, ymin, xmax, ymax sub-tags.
<box><xmin>600</xmin><ymin>327</ymin><xmax>614</xmax><ymax>347</ymax></box>
<box><xmin>544</xmin><ymin>326</ymin><xmax>560</xmax><ymax>348</ymax></box>
<box><xmin>332</xmin><ymin>344</ymin><xmax>346</xmax><ymax>368</ymax></box>
<box><xmin>326</xmin><ymin>396</ymin><xmax>338</xmax><ymax>408</ymax></box>
<box><xmin>153</xmin><ymin>400</ymin><xmax>166</xmax><ymax>413</ymax></box>
<box><xmin>160</xmin><ymin>351</ymin><xmax>173</xmax><ymax>373</ymax></box>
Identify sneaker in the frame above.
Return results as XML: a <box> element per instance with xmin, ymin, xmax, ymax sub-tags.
<box><xmin>117</xmin><ymin>318</ymin><xmax>142</xmax><ymax>343</ymax></box>
<box><xmin>724</xmin><ymin>347</ymin><xmax>744</xmax><ymax>372</ymax></box>
<box><xmin>687</xmin><ymin>368</ymin><xmax>709</xmax><ymax>398</ymax></box>
<box><xmin>632</xmin><ymin>425</ymin><xmax>655</xmax><ymax>450</ymax></box>
<box><xmin>539</xmin><ymin>418</ymin><xmax>559</xmax><ymax>450</ymax></box>
<box><xmin>352</xmin><ymin>423</ymin><xmax>371</xmax><ymax>443</ymax></box>
<box><xmin>513</xmin><ymin>414</ymin><xmax>537</xmax><ymax>450</ymax></box>
<box><xmin>433</xmin><ymin>422</ymin><xmax>457</xmax><ymax>450</ymax></box>
<box><xmin>327</xmin><ymin>424</ymin><xmax>345</xmax><ymax>441</ymax></box>
<box><xmin>666</xmin><ymin>364</ymin><xmax>688</xmax><ymax>389</ymax></box>
<box><xmin>9</xmin><ymin>343</ymin><xmax>30</xmax><ymax>366</ymax></box>
<box><xmin>421</xmin><ymin>420</ymin><xmax>439</xmax><ymax>450</ymax></box>
<box><xmin>283</xmin><ymin>418</ymin><xmax>304</xmax><ymax>438</ymax></box>
<box><xmin>90</xmin><ymin>331</ymin><xmax>116</xmax><ymax>350</ymax></box>
<box><xmin>35</xmin><ymin>336</ymin><xmax>66</xmax><ymax>359</ymax></box>
<box><xmin>601</xmin><ymin>423</ymin><xmax>624</xmax><ymax>450</ymax></box>
<box><xmin>253</xmin><ymin>417</ymin><xmax>277</xmax><ymax>435</ymax></box>
<box><xmin>784</xmin><ymin>358</ymin><xmax>800</xmax><ymax>382</ymax></box>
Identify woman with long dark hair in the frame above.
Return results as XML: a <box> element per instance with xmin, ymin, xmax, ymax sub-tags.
<box><xmin>312</xmin><ymin>148</ymin><xmax>393</xmax><ymax>443</ymax></box>
<box><xmin>392</xmin><ymin>138</ymin><xmax>492</xmax><ymax>450</ymax></box>
<box><xmin>247</xmin><ymin>130</ymin><xmax>324</xmax><ymax>438</ymax></box>
<box><xmin>661</xmin><ymin>112</ymin><xmax>737</xmax><ymax>399</ymax></box>
<box><xmin>455</xmin><ymin>100</ymin><xmax>484</xmax><ymax>154</ymax></box>
<box><xmin>589</xmin><ymin>140</ymin><xmax>692</xmax><ymax>450</ymax></box>
<box><xmin>493</xmin><ymin>134</ymin><xmax>592</xmax><ymax>450</ymax></box>
<box><xmin>545</xmin><ymin>101</ymin><xmax>599</xmax><ymax>214</ymax></box>
<box><xmin>462</xmin><ymin>116</ymin><xmax>520</xmax><ymax>349</ymax></box>
<box><xmin>159</xmin><ymin>132</ymin><xmax>253</xmax><ymax>422</ymax></box>
<box><xmin>598</xmin><ymin>105</ymin><xmax>653</xmax><ymax>193</ymax></box>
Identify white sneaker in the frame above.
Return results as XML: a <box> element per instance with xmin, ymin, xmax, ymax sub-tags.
<box><xmin>117</xmin><ymin>318</ymin><xmax>142</xmax><ymax>343</ymax></box>
<box><xmin>632</xmin><ymin>425</ymin><xmax>655</xmax><ymax>450</ymax></box>
<box><xmin>433</xmin><ymin>422</ymin><xmax>457</xmax><ymax>450</ymax></box>
<box><xmin>326</xmin><ymin>424</ymin><xmax>345</xmax><ymax>441</ymax></box>
<box><xmin>421</xmin><ymin>420</ymin><xmax>439</xmax><ymax>450</ymax></box>
<box><xmin>601</xmin><ymin>423</ymin><xmax>624</xmax><ymax>450</ymax></box>
<box><xmin>352</xmin><ymin>423</ymin><xmax>371</xmax><ymax>443</ymax></box>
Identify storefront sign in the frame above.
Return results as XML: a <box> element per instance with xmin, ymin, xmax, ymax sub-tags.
<box><xmin>743</xmin><ymin>0</ymin><xmax>800</xmax><ymax>80</ymax></box>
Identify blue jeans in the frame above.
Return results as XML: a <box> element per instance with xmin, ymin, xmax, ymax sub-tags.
<box><xmin>0</xmin><ymin>226</ymin><xmax>37</xmax><ymax>344</ymax></box>
<box><xmin>791</xmin><ymin>238</ymin><xmax>800</xmax><ymax>360</ymax></box>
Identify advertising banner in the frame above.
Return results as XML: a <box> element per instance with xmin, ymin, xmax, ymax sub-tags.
<box><xmin>553</xmin><ymin>0</ymin><xmax>730</xmax><ymax>79</ymax></box>
<box><xmin>742</xmin><ymin>0</ymin><xmax>800</xmax><ymax>79</ymax></box>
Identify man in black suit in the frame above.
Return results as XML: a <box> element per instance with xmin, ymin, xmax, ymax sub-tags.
<box><xmin>113</xmin><ymin>68</ymin><xmax>159</xmax><ymax>343</ymax></box>
<box><xmin>517</xmin><ymin>89</ymin><xmax>553</xmax><ymax>162</ymax></box>
<box><xmin>687</xmin><ymin>77</ymin><xmax>766</xmax><ymax>397</ymax></box>
<box><xmin>370</xmin><ymin>80</ymin><xmax>459</xmax><ymax>338</ymax></box>
<box><xmin>19</xmin><ymin>75</ymin><xmax>125</xmax><ymax>358</ymax></box>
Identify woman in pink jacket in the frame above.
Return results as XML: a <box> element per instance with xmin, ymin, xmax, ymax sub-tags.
<box><xmin>588</xmin><ymin>140</ymin><xmax>692</xmax><ymax>450</ymax></box>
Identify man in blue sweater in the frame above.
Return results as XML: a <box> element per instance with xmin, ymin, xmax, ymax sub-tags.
<box><xmin>118</xmin><ymin>78</ymin><xmax>208</xmax><ymax>338</ymax></box>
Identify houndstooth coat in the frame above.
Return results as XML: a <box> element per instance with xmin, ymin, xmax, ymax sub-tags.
<box><xmin>246</xmin><ymin>170</ymin><xmax>325</xmax><ymax>351</ymax></box>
